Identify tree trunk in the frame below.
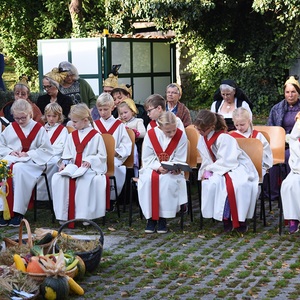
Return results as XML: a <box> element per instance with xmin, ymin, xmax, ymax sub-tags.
<box><xmin>69</xmin><ymin>0</ymin><xmax>86</xmax><ymax>37</ymax></box>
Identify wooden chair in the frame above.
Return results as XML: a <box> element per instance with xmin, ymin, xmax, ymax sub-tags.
<box><xmin>253</xmin><ymin>125</ymin><xmax>287</xmax><ymax>234</ymax></box>
<box><xmin>236</xmin><ymin>138</ymin><xmax>264</xmax><ymax>232</ymax></box>
<box><xmin>185</xmin><ymin>125</ymin><xmax>202</xmax><ymax>166</ymax></box>
<box><xmin>66</xmin><ymin>126</ymin><xmax>75</xmax><ymax>133</ymax></box>
<box><xmin>122</xmin><ymin>128</ymin><xmax>136</xmax><ymax>212</ymax></box>
<box><xmin>101</xmin><ymin>133</ymin><xmax>120</xmax><ymax>223</ymax></box>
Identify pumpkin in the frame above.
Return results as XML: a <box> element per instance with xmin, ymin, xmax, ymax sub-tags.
<box><xmin>26</xmin><ymin>258</ymin><xmax>45</xmax><ymax>274</ymax></box>
<box><xmin>74</xmin><ymin>255</ymin><xmax>86</xmax><ymax>280</ymax></box>
<box><xmin>40</xmin><ymin>276</ymin><xmax>69</xmax><ymax>300</ymax></box>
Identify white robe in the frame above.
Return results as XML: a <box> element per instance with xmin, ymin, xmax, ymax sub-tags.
<box><xmin>231</xmin><ymin>128</ymin><xmax>273</xmax><ymax>176</ymax></box>
<box><xmin>52</xmin><ymin>126</ymin><xmax>107</xmax><ymax>221</ymax></box>
<box><xmin>37</xmin><ymin>123</ymin><xmax>69</xmax><ymax>200</ymax></box>
<box><xmin>198</xmin><ymin>131</ymin><xmax>259</xmax><ymax>222</ymax></box>
<box><xmin>281</xmin><ymin>120</ymin><xmax>300</xmax><ymax>220</ymax></box>
<box><xmin>0</xmin><ymin>119</ymin><xmax>53</xmax><ymax>215</ymax></box>
<box><xmin>138</xmin><ymin>127</ymin><xmax>188</xmax><ymax>219</ymax></box>
<box><xmin>94</xmin><ymin>116</ymin><xmax>131</xmax><ymax>199</ymax></box>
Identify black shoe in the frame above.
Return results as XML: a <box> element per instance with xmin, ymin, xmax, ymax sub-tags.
<box><xmin>0</xmin><ymin>217</ymin><xmax>9</xmax><ymax>227</ymax></box>
<box><xmin>157</xmin><ymin>218</ymin><xmax>168</xmax><ymax>234</ymax></box>
<box><xmin>145</xmin><ymin>219</ymin><xmax>157</xmax><ymax>233</ymax></box>
<box><xmin>9</xmin><ymin>215</ymin><xmax>23</xmax><ymax>227</ymax></box>
<box><xmin>237</xmin><ymin>221</ymin><xmax>248</xmax><ymax>234</ymax></box>
<box><xmin>106</xmin><ymin>200</ymin><xmax>116</xmax><ymax>212</ymax></box>
<box><xmin>223</xmin><ymin>219</ymin><xmax>233</xmax><ymax>232</ymax></box>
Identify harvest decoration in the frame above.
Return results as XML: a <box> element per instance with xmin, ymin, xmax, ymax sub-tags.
<box><xmin>0</xmin><ymin>159</ymin><xmax>13</xmax><ymax>220</ymax></box>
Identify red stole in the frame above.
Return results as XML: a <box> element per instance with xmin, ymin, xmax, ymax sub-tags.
<box><xmin>50</xmin><ymin>124</ymin><xmax>64</xmax><ymax>144</ymax></box>
<box><xmin>94</xmin><ymin>119</ymin><xmax>122</xmax><ymax>134</ymax></box>
<box><xmin>148</xmin><ymin>128</ymin><xmax>183</xmax><ymax>220</ymax></box>
<box><xmin>230</xmin><ymin>130</ymin><xmax>259</xmax><ymax>139</ymax></box>
<box><xmin>149</xmin><ymin>120</ymin><xmax>157</xmax><ymax>128</ymax></box>
<box><xmin>68</xmin><ymin>129</ymin><xmax>98</xmax><ymax>228</ymax></box>
<box><xmin>204</xmin><ymin>131</ymin><xmax>240</xmax><ymax>228</ymax></box>
<box><xmin>7</xmin><ymin>122</ymin><xmax>42</xmax><ymax>217</ymax></box>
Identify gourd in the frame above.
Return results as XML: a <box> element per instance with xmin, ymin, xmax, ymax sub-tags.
<box><xmin>40</xmin><ymin>276</ymin><xmax>69</xmax><ymax>300</ymax></box>
<box><xmin>13</xmin><ymin>254</ymin><xmax>26</xmax><ymax>272</ymax></box>
<box><xmin>66</xmin><ymin>276</ymin><xmax>84</xmax><ymax>296</ymax></box>
<box><xmin>74</xmin><ymin>255</ymin><xmax>86</xmax><ymax>280</ymax></box>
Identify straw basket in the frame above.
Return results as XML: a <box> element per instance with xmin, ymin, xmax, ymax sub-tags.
<box><xmin>3</xmin><ymin>218</ymin><xmax>53</xmax><ymax>254</ymax></box>
<box><xmin>56</xmin><ymin>219</ymin><xmax>104</xmax><ymax>272</ymax></box>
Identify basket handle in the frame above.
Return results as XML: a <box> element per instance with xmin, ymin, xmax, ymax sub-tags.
<box><xmin>18</xmin><ymin>218</ymin><xmax>33</xmax><ymax>248</ymax></box>
<box><xmin>57</xmin><ymin>219</ymin><xmax>104</xmax><ymax>244</ymax></box>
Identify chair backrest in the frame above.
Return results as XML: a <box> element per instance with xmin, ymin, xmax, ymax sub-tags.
<box><xmin>236</xmin><ymin>138</ymin><xmax>263</xmax><ymax>181</ymax></box>
<box><xmin>253</xmin><ymin>125</ymin><xmax>285</xmax><ymax>164</ymax></box>
<box><xmin>66</xmin><ymin>126</ymin><xmax>75</xmax><ymax>133</ymax></box>
<box><xmin>101</xmin><ymin>133</ymin><xmax>115</xmax><ymax>176</ymax></box>
<box><xmin>185</xmin><ymin>125</ymin><xmax>201</xmax><ymax>167</ymax></box>
<box><xmin>258</xmin><ymin>130</ymin><xmax>270</xmax><ymax>144</ymax></box>
<box><xmin>123</xmin><ymin>128</ymin><xmax>135</xmax><ymax>168</ymax></box>
<box><xmin>184</xmin><ymin>140</ymin><xmax>191</xmax><ymax>180</ymax></box>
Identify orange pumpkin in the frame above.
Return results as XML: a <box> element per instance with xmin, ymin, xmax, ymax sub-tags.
<box><xmin>26</xmin><ymin>258</ymin><xmax>45</xmax><ymax>273</ymax></box>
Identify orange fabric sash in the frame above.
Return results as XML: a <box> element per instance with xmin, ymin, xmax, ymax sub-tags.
<box><xmin>204</xmin><ymin>131</ymin><xmax>240</xmax><ymax>228</ymax></box>
<box><xmin>148</xmin><ymin>128</ymin><xmax>183</xmax><ymax>220</ymax></box>
<box><xmin>67</xmin><ymin>129</ymin><xmax>98</xmax><ymax>228</ymax></box>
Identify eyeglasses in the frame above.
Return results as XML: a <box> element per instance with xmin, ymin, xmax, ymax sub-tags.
<box><xmin>43</xmin><ymin>85</ymin><xmax>53</xmax><ymax>90</ymax></box>
<box><xmin>14</xmin><ymin>116</ymin><xmax>28</xmax><ymax>121</ymax></box>
<box><xmin>166</xmin><ymin>91</ymin><xmax>179</xmax><ymax>95</ymax></box>
<box><xmin>147</xmin><ymin>107</ymin><xmax>157</xmax><ymax>114</ymax></box>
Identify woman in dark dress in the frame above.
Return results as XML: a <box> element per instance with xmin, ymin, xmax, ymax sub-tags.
<box><xmin>37</xmin><ymin>68</ymin><xmax>73</xmax><ymax>124</ymax></box>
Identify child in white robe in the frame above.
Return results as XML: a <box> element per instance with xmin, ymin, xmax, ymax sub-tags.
<box><xmin>0</xmin><ymin>99</ymin><xmax>53</xmax><ymax>227</ymax></box>
<box><xmin>118</xmin><ymin>98</ymin><xmax>146</xmax><ymax>176</ymax></box>
<box><xmin>51</xmin><ymin>103</ymin><xmax>107</xmax><ymax>225</ymax></box>
<box><xmin>144</xmin><ymin>94</ymin><xmax>185</xmax><ymax>132</ymax></box>
<box><xmin>195</xmin><ymin>109</ymin><xmax>259</xmax><ymax>233</ymax></box>
<box><xmin>36</xmin><ymin>102</ymin><xmax>69</xmax><ymax>200</ymax></box>
<box><xmin>281</xmin><ymin>116</ymin><xmax>300</xmax><ymax>234</ymax></box>
<box><xmin>93</xmin><ymin>93</ymin><xmax>131</xmax><ymax>203</ymax></box>
<box><xmin>138</xmin><ymin>111</ymin><xmax>188</xmax><ymax>234</ymax></box>
<box><xmin>230</xmin><ymin>107</ymin><xmax>273</xmax><ymax>177</ymax></box>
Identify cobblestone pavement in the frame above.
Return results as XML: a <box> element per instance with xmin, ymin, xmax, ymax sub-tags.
<box><xmin>1</xmin><ymin>197</ymin><xmax>300</xmax><ymax>300</ymax></box>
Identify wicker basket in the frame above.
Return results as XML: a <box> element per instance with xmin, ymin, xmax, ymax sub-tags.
<box><xmin>56</xmin><ymin>219</ymin><xmax>104</xmax><ymax>272</ymax></box>
<box><xmin>3</xmin><ymin>219</ymin><xmax>54</xmax><ymax>254</ymax></box>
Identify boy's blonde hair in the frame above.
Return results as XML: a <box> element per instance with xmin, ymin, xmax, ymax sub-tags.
<box><xmin>42</xmin><ymin>102</ymin><xmax>65</xmax><ymax>123</ymax></box>
<box><xmin>232</xmin><ymin>107</ymin><xmax>253</xmax><ymax>131</ymax></box>
<box><xmin>157</xmin><ymin>111</ymin><xmax>177</xmax><ymax>127</ymax></box>
<box><xmin>11</xmin><ymin>99</ymin><xmax>33</xmax><ymax>118</ymax></box>
<box><xmin>96</xmin><ymin>92</ymin><xmax>114</xmax><ymax>108</ymax></box>
<box><xmin>70</xmin><ymin>103</ymin><xmax>94</xmax><ymax>127</ymax></box>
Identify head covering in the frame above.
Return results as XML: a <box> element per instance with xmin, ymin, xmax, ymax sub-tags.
<box><xmin>103</xmin><ymin>64</ymin><xmax>121</xmax><ymax>88</ymax></box>
<box><xmin>172</xmin><ymin>83</ymin><xmax>182</xmax><ymax>97</ymax></box>
<box><xmin>213</xmin><ymin>79</ymin><xmax>253</xmax><ymax>109</ymax></box>
<box><xmin>284</xmin><ymin>76</ymin><xmax>300</xmax><ymax>93</ymax></box>
<box><xmin>44</xmin><ymin>68</ymin><xmax>68</xmax><ymax>86</ymax></box>
<box><xmin>16</xmin><ymin>74</ymin><xmax>30</xmax><ymax>89</ymax></box>
<box><xmin>118</xmin><ymin>83</ymin><xmax>133</xmax><ymax>98</ymax></box>
<box><xmin>123</xmin><ymin>98</ymin><xmax>138</xmax><ymax>114</ymax></box>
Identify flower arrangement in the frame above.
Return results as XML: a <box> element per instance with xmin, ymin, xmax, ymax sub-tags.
<box><xmin>0</xmin><ymin>160</ymin><xmax>12</xmax><ymax>183</ymax></box>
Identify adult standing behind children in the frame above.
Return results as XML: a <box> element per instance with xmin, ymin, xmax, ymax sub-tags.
<box><xmin>58</xmin><ymin>61</ymin><xmax>96</xmax><ymax>108</ymax></box>
<box><xmin>37</xmin><ymin>68</ymin><xmax>73</xmax><ymax>124</ymax></box>
<box><xmin>211</xmin><ymin>79</ymin><xmax>253</xmax><ymax>131</ymax></box>
<box><xmin>266</xmin><ymin>75</ymin><xmax>300</xmax><ymax>201</ymax></box>
<box><xmin>0</xmin><ymin>99</ymin><xmax>53</xmax><ymax>227</ymax></box>
<box><xmin>144</xmin><ymin>94</ymin><xmax>185</xmax><ymax>132</ymax></box>
<box><xmin>93</xmin><ymin>93</ymin><xmax>131</xmax><ymax>205</ymax></box>
<box><xmin>165</xmin><ymin>83</ymin><xmax>192</xmax><ymax>127</ymax></box>
<box><xmin>195</xmin><ymin>110</ymin><xmax>258</xmax><ymax>233</ymax></box>
<box><xmin>0</xmin><ymin>75</ymin><xmax>43</xmax><ymax>125</ymax></box>
<box><xmin>52</xmin><ymin>103</ymin><xmax>107</xmax><ymax>225</ymax></box>
<box><xmin>138</xmin><ymin>111</ymin><xmax>188</xmax><ymax>234</ymax></box>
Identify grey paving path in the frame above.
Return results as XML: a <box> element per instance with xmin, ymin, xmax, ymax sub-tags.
<box><xmin>1</xmin><ymin>198</ymin><xmax>299</xmax><ymax>300</ymax></box>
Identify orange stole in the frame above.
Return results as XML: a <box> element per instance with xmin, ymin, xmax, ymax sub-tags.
<box><xmin>68</xmin><ymin>129</ymin><xmax>98</xmax><ymax>228</ymax></box>
<box><xmin>204</xmin><ymin>131</ymin><xmax>240</xmax><ymax>228</ymax></box>
<box><xmin>147</xmin><ymin>128</ymin><xmax>183</xmax><ymax>220</ymax></box>
<box><xmin>7</xmin><ymin>122</ymin><xmax>42</xmax><ymax>217</ymax></box>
